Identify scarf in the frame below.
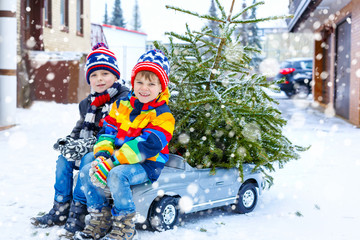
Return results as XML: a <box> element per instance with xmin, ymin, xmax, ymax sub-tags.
<box><xmin>79</xmin><ymin>80</ymin><xmax>124</xmax><ymax>139</ymax></box>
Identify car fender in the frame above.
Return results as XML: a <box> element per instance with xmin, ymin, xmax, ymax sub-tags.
<box><xmin>293</xmin><ymin>73</ymin><xmax>312</xmax><ymax>82</ymax></box>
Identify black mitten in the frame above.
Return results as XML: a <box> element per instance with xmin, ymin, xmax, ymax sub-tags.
<box><xmin>53</xmin><ymin>136</ymin><xmax>73</xmax><ymax>150</ymax></box>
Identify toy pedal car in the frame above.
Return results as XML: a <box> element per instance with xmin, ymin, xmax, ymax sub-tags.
<box><xmin>105</xmin><ymin>154</ymin><xmax>265</xmax><ymax>231</ymax></box>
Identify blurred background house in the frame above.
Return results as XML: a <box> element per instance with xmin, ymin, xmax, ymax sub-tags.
<box><xmin>17</xmin><ymin>0</ymin><xmax>91</xmax><ymax>108</ymax></box>
<box><xmin>0</xmin><ymin>0</ymin><xmax>147</xmax><ymax>129</ymax></box>
<box><xmin>287</xmin><ymin>0</ymin><xmax>360</xmax><ymax>127</ymax></box>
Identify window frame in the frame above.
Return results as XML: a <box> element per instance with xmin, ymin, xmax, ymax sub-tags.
<box><xmin>44</xmin><ymin>0</ymin><xmax>52</xmax><ymax>28</ymax></box>
<box><xmin>76</xmin><ymin>0</ymin><xmax>84</xmax><ymax>36</ymax></box>
<box><xmin>60</xmin><ymin>0</ymin><xmax>69</xmax><ymax>32</ymax></box>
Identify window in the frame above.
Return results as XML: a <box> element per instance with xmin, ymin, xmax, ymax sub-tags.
<box><xmin>44</xmin><ymin>0</ymin><xmax>52</xmax><ymax>27</ymax></box>
<box><xmin>76</xmin><ymin>0</ymin><xmax>83</xmax><ymax>35</ymax></box>
<box><xmin>301</xmin><ymin>60</ymin><xmax>313</xmax><ymax>70</ymax></box>
<box><xmin>60</xmin><ymin>0</ymin><xmax>69</xmax><ymax>32</ymax></box>
<box><xmin>25</xmin><ymin>0</ymin><xmax>31</xmax><ymax>29</ymax></box>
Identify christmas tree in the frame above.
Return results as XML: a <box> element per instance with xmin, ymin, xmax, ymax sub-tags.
<box><xmin>103</xmin><ymin>3</ymin><xmax>109</xmax><ymax>24</ymax></box>
<box><xmin>131</xmin><ymin>0</ymin><xmax>141</xmax><ymax>31</ymax></box>
<box><xmin>110</xmin><ymin>0</ymin><xmax>126</xmax><ymax>28</ymax></box>
<box><xmin>154</xmin><ymin>0</ymin><xmax>306</xmax><ymax>186</ymax></box>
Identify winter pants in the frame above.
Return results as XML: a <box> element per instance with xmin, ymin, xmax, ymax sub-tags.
<box><xmin>80</xmin><ymin>161</ymin><xmax>149</xmax><ymax>216</ymax></box>
<box><xmin>54</xmin><ymin>152</ymin><xmax>94</xmax><ymax>204</ymax></box>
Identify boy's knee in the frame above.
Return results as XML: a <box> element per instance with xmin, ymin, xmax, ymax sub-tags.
<box><xmin>80</xmin><ymin>152</ymin><xmax>95</xmax><ymax>168</ymax></box>
<box><xmin>56</xmin><ymin>155</ymin><xmax>71</xmax><ymax>169</ymax></box>
<box><xmin>108</xmin><ymin>166</ymin><xmax>128</xmax><ymax>184</ymax></box>
<box><xmin>79</xmin><ymin>163</ymin><xmax>92</xmax><ymax>181</ymax></box>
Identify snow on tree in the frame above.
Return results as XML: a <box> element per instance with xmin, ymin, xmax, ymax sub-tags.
<box><xmin>154</xmin><ymin>0</ymin><xmax>307</xmax><ymax>186</ymax></box>
<box><xmin>110</xmin><ymin>0</ymin><xmax>126</xmax><ymax>28</ymax></box>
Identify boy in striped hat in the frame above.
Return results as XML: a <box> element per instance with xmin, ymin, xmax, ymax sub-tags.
<box><xmin>31</xmin><ymin>43</ymin><xmax>129</xmax><ymax>237</ymax></box>
<box><xmin>74</xmin><ymin>49</ymin><xmax>175</xmax><ymax>240</ymax></box>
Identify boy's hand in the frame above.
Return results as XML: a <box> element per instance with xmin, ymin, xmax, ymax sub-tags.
<box><xmin>89</xmin><ymin>157</ymin><xmax>115</xmax><ymax>189</ymax></box>
<box><xmin>53</xmin><ymin>136</ymin><xmax>73</xmax><ymax>150</ymax></box>
<box><xmin>55</xmin><ymin>136</ymin><xmax>98</xmax><ymax>161</ymax></box>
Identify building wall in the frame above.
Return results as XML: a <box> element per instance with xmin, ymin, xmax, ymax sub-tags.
<box><xmin>313</xmin><ymin>38</ymin><xmax>323</xmax><ymax>102</ymax></box>
<box><xmin>16</xmin><ymin>0</ymin><xmax>91</xmax><ymax>53</ymax></box>
<box><xmin>314</xmin><ymin>0</ymin><xmax>360</xmax><ymax>126</ymax></box>
<box><xmin>42</xmin><ymin>0</ymin><xmax>91</xmax><ymax>52</ymax></box>
<box><xmin>0</xmin><ymin>0</ymin><xmax>17</xmax><ymax>128</ymax></box>
<box><xmin>348</xmin><ymin>0</ymin><xmax>360</xmax><ymax>126</ymax></box>
<box><xmin>262</xmin><ymin>32</ymin><xmax>314</xmax><ymax>62</ymax></box>
<box><xmin>313</xmin><ymin>30</ymin><xmax>336</xmax><ymax>106</ymax></box>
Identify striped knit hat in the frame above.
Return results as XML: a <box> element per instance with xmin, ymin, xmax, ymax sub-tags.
<box><xmin>131</xmin><ymin>49</ymin><xmax>170</xmax><ymax>92</ymax></box>
<box><xmin>85</xmin><ymin>43</ymin><xmax>120</xmax><ymax>84</ymax></box>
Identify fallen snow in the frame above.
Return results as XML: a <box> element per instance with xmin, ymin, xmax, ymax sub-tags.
<box><xmin>0</xmin><ymin>91</ymin><xmax>359</xmax><ymax>239</ymax></box>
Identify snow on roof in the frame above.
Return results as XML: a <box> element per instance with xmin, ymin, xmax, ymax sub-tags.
<box><xmin>28</xmin><ymin>50</ymin><xmax>85</xmax><ymax>61</ymax></box>
<box><xmin>102</xmin><ymin>24</ymin><xmax>147</xmax><ymax>36</ymax></box>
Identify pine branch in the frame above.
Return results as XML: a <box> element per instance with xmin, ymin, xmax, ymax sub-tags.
<box><xmin>193</xmin><ymin>30</ymin><xmax>222</xmax><ymax>41</ymax></box>
<box><xmin>166</xmin><ymin>31</ymin><xmax>193</xmax><ymax>43</ymax></box>
<box><xmin>231</xmin><ymin>1</ymin><xmax>265</xmax><ymax>21</ymax></box>
<box><xmin>166</xmin><ymin>5</ymin><xmax>226</xmax><ymax>23</ymax></box>
<box><xmin>231</xmin><ymin>15</ymin><xmax>293</xmax><ymax>24</ymax></box>
<box><xmin>214</xmin><ymin>0</ymin><xmax>227</xmax><ymax>19</ymax></box>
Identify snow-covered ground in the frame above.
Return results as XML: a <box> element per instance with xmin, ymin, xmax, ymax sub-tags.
<box><xmin>1</xmin><ymin>91</ymin><xmax>360</xmax><ymax>240</ymax></box>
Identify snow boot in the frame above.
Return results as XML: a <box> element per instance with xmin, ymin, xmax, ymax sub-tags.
<box><xmin>62</xmin><ymin>201</ymin><xmax>88</xmax><ymax>236</ymax></box>
<box><xmin>73</xmin><ymin>207</ymin><xmax>112</xmax><ymax>240</ymax></box>
<box><xmin>31</xmin><ymin>200</ymin><xmax>71</xmax><ymax>227</ymax></box>
<box><xmin>101</xmin><ymin>212</ymin><xmax>136</xmax><ymax>240</ymax></box>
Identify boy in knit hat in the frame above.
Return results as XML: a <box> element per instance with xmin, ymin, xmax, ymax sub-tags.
<box><xmin>74</xmin><ymin>49</ymin><xmax>175</xmax><ymax>240</ymax></box>
<box><xmin>31</xmin><ymin>43</ymin><xmax>129</xmax><ymax>237</ymax></box>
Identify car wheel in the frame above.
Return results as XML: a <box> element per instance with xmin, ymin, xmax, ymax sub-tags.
<box><xmin>234</xmin><ymin>183</ymin><xmax>258</xmax><ymax>214</ymax></box>
<box><xmin>148</xmin><ymin>196</ymin><xmax>180</xmax><ymax>231</ymax></box>
<box><xmin>294</xmin><ymin>84</ymin><xmax>310</xmax><ymax>99</ymax></box>
<box><xmin>285</xmin><ymin>91</ymin><xmax>294</xmax><ymax>98</ymax></box>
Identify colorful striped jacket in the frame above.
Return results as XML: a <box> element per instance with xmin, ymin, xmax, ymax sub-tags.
<box><xmin>93</xmin><ymin>88</ymin><xmax>175</xmax><ymax>182</ymax></box>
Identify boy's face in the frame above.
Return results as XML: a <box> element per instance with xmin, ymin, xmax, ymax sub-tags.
<box><xmin>133</xmin><ymin>73</ymin><xmax>162</xmax><ymax>103</ymax></box>
<box><xmin>89</xmin><ymin>69</ymin><xmax>117</xmax><ymax>93</ymax></box>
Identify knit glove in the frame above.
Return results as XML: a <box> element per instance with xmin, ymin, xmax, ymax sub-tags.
<box><xmin>55</xmin><ymin>136</ymin><xmax>97</xmax><ymax>162</ymax></box>
<box><xmin>89</xmin><ymin>156</ymin><xmax>115</xmax><ymax>189</ymax></box>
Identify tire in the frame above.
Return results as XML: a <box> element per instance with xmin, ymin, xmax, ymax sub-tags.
<box><xmin>148</xmin><ymin>196</ymin><xmax>180</xmax><ymax>231</ymax></box>
<box><xmin>294</xmin><ymin>84</ymin><xmax>310</xmax><ymax>99</ymax></box>
<box><xmin>285</xmin><ymin>91</ymin><xmax>294</xmax><ymax>98</ymax></box>
<box><xmin>234</xmin><ymin>183</ymin><xmax>258</xmax><ymax>214</ymax></box>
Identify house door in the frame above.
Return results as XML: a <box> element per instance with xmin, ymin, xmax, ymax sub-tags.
<box><xmin>334</xmin><ymin>18</ymin><xmax>351</xmax><ymax>119</ymax></box>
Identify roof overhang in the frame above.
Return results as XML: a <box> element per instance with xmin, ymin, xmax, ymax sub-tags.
<box><xmin>287</xmin><ymin>0</ymin><xmax>352</xmax><ymax>33</ymax></box>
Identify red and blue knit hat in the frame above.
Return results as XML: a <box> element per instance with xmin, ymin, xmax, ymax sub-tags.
<box><xmin>85</xmin><ymin>43</ymin><xmax>120</xmax><ymax>84</ymax></box>
<box><xmin>131</xmin><ymin>49</ymin><xmax>170</xmax><ymax>92</ymax></box>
